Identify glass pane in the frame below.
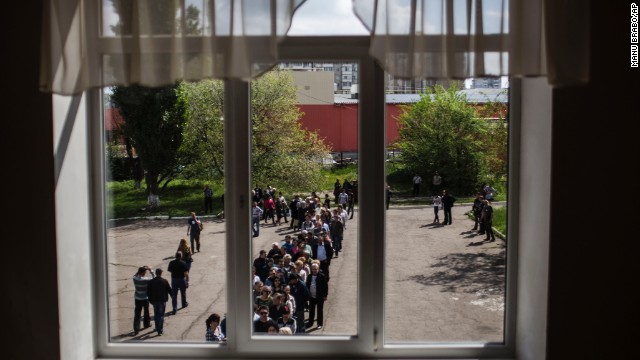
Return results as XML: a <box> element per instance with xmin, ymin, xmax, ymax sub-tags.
<box><xmin>102</xmin><ymin>0</ymin><xmax>207</xmax><ymax>36</ymax></box>
<box><xmin>104</xmin><ymin>81</ymin><xmax>227</xmax><ymax>342</ymax></box>
<box><xmin>250</xmin><ymin>64</ymin><xmax>358</xmax><ymax>336</ymax></box>
<box><xmin>288</xmin><ymin>0</ymin><xmax>369</xmax><ymax>36</ymax></box>
<box><xmin>384</xmin><ymin>76</ymin><xmax>509</xmax><ymax>343</ymax></box>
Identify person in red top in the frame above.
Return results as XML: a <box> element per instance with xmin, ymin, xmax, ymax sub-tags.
<box><xmin>264</xmin><ymin>194</ymin><xmax>276</xmax><ymax>225</ymax></box>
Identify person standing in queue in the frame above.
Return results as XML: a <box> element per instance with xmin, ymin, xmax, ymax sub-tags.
<box><xmin>431</xmin><ymin>192</ymin><xmax>442</xmax><ymax>224</ymax></box>
<box><xmin>472</xmin><ymin>193</ymin><xmax>484</xmax><ymax>231</ymax></box>
<box><xmin>305</xmin><ymin>263</ymin><xmax>328</xmax><ymax>330</ymax></box>
<box><xmin>412</xmin><ymin>174</ymin><xmax>423</xmax><ymax>197</ymax></box>
<box><xmin>287</xmin><ymin>273</ymin><xmax>310</xmax><ymax>334</ymax></box>
<box><xmin>132</xmin><ymin>265</ymin><xmax>154</xmax><ymax>335</ymax></box>
<box><xmin>187</xmin><ymin>212</ymin><xmax>202</xmax><ymax>253</ymax></box>
<box><xmin>205</xmin><ymin>313</ymin><xmax>225</xmax><ymax>341</ymax></box>
<box><xmin>432</xmin><ymin>171</ymin><xmax>442</xmax><ymax>194</ymax></box>
<box><xmin>203</xmin><ymin>185</ymin><xmax>213</xmax><ymax>213</ymax></box>
<box><xmin>168</xmin><ymin>251</ymin><xmax>189</xmax><ymax>315</ymax></box>
<box><xmin>252</xmin><ymin>202</ymin><xmax>264</xmax><ymax>237</ymax></box>
<box><xmin>147</xmin><ymin>268</ymin><xmax>172</xmax><ymax>335</ymax></box>
<box><xmin>441</xmin><ymin>189</ymin><xmax>456</xmax><ymax>225</ymax></box>
<box><xmin>482</xmin><ymin>199</ymin><xmax>496</xmax><ymax>242</ymax></box>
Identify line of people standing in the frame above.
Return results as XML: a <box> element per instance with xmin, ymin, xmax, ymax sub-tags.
<box><xmin>472</xmin><ymin>192</ymin><xmax>496</xmax><ymax>242</ymax></box>
<box><xmin>131</xmin><ymin>211</ymin><xmax>205</xmax><ymax>337</ymax></box>
<box><xmin>251</xmin><ymin>187</ymin><xmax>351</xmax><ymax>335</ymax></box>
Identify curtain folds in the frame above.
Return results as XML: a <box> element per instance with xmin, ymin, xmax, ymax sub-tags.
<box><xmin>352</xmin><ymin>0</ymin><xmax>589</xmax><ymax>86</ymax></box>
<box><xmin>40</xmin><ymin>0</ymin><xmax>306</xmax><ymax>95</ymax></box>
<box><xmin>40</xmin><ymin>0</ymin><xmax>588</xmax><ymax>95</ymax></box>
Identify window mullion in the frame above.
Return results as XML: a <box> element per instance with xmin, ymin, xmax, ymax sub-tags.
<box><xmin>224</xmin><ymin>79</ymin><xmax>252</xmax><ymax>352</ymax></box>
<box><xmin>357</xmin><ymin>55</ymin><xmax>387</xmax><ymax>354</ymax></box>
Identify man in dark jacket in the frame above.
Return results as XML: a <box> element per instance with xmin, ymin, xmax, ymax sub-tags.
<box><xmin>253</xmin><ymin>250</ymin><xmax>270</xmax><ymax>282</ymax></box>
<box><xmin>472</xmin><ymin>193</ymin><xmax>485</xmax><ymax>231</ymax></box>
<box><xmin>311</xmin><ymin>234</ymin><xmax>334</xmax><ymax>281</ymax></box>
<box><xmin>289</xmin><ymin>195</ymin><xmax>300</xmax><ymax>230</ymax></box>
<box><xmin>147</xmin><ymin>268</ymin><xmax>172</xmax><ymax>335</ymax></box>
<box><xmin>168</xmin><ymin>251</ymin><xmax>189</xmax><ymax>315</ymax></box>
<box><xmin>441</xmin><ymin>189</ymin><xmax>456</xmax><ymax>225</ymax></box>
<box><xmin>288</xmin><ymin>273</ymin><xmax>310</xmax><ymax>334</ymax></box>
<box><xmin>253</xmin><ymin>305</ymin><xmax>276</xmax><ymax>334</ymax></box>
<box><xmin>305</xmin><ymin>263</ymin><xmax>329</xmax><ymax>329</ymax></box>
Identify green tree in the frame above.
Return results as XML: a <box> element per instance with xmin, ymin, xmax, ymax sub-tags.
<box><xmin>475</xmin><ymin>93</ymin><xmax>509</xmax><ymax>183</ymax></box>
<box><xmin>179</xmin><ymin>71</ymin><xmax>331</xmax><ymax>192</ymax></box>
<box><xmin>110</xmin><ymin>83</ymin><xmax>187</xmax><ymax>208</ymax></box>
<box><xmin>178</xmin><ymin>80</ymin><xmax>225</xmax><ymax>180</ymax></box>
<box><xmin>395</xmin><ymin>84</ymin><xmax>485</xmax><ymax>195</ymax></box>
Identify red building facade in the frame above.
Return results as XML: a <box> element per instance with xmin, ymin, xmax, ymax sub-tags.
<box><xmin>297</xmin><ymin>104</ymin><xmax>403</xmax><ymax>152</ymax></box>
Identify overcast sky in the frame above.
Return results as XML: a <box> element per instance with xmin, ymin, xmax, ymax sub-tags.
<box><xmin>103</xmin><ymin>0</ymin><xmax>506</xmax><ymax>36</ymax></box>
<box><xmin>103</xmin><ymin>0</ymin><xmax>367</xmax><ymax>36</ymax></box>
<box><xmin>288</xmin><ymin>0</ymin><xmax>368</xmax><ymax>35</ymax></box>
<box><xmin>101</xmin><ymin>0</ymin><xmax>507</xmax><ymax>87</ymax></box>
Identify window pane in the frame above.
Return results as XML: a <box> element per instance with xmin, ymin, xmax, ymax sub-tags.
<box><xmin>102</xmin><ymin>0</ymin><xmax>207</xmax><ymax>36</ymax></box>
<box><xmin>250</xmin><ymin>65</ymin><xmax>358</xmax><ymax>336</ymax></box>
<box><xmin>104</xmin><ymin>81</ymin><xmax>228</xmax><ymax>342</ymax></box>
<box><xmin>287</xmin><ymin>0</ymin><xmax>369</xmax><ymax>36</ymax></box>
<box><xmin>384</xmin><ymin>76</ymin><xmax>509</xmax><ymax>343</ymax></box>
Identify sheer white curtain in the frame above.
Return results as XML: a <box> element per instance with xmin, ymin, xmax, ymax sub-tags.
<box><xmin>40</xmin><ymin>0</ymin><xmax>305</xmax><ymax>95</ymax></box>
<box><xmin>40</xmin><ymin>0</ymin><xmax>588</xmax><ymax>95</ymax></box>
<box><xmin>352</xmin><ymin>0</ymin><xmax>589</xmax><ymax>86</ymax></box>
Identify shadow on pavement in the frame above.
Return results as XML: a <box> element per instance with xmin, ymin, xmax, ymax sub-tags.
<box><xmin>406</xmin><ymin>251</ymin><xmax>506</xmax><ymax>296</ymax></box>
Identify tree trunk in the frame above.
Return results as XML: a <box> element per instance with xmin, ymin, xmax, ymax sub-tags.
<box><xmin>145</xmin><ymin>172</ymin><xmax>160</xmax><ymax>209</ymax></box>
<box><xmin>124</xmin><ymin>137</ymin><xmax>143</xmax><ymax>189</ymax></box>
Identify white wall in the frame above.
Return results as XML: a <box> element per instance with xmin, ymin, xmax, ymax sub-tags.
<box><xmin>53</xmin><ymin>93</ymin><xmax>96</xmax><ymax>360</ymax></box>
<box><xmin>515</xmin><ymin>77</ymin><xmax>552</xmax><ymax>360</ymax></box>
<box><xmin>292</xmin><ymin>71</ymin><xmax>334</xmax><ymax>104</ymax></box>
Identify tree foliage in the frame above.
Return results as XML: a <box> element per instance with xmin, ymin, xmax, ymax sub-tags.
<box><xmin>395</xmin><ymin>84</ymin><xmax>485</xmax><ymax>195</ymax></box>
<box><xmin>475</xmin><ymin>94</ymin><xmax>509</xmax><ymax>183</ymax></box>
<box><xmin>110</xmin><ymin>83</ymin><xmax>186</xmax><ymax>207</ymax></box>
<box><xmin>179</xmin><ymin>71</ymin><xmax>331</xmax><ymax>192</ymax></box>
<box><xmin>178</xmin><ymin>80</ymin><xmax>225</xmax><ymax>180</ymax></box>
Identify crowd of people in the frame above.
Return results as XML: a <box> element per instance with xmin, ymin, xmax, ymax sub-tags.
<box><xmin>251</xmin><ymin>182</ymin><xmax>356</xmax><ymax>238</ymax></box>
<box><xmin>131</xmin><ymin>212</ymin><xmax>229</xmax><ymax>341</ymax></box>
<box><xmin>129</xmin><ymin>179</ymin><xmax>496</xmax><ymax>340</ymax></box>
<box><xmin>429</xmin><ymin>183</ymin><xmax>497</xmax><ymax>242</ymax></box>
<box><xmin>251</xmin><ymin>180</ymin><xmax>355</xmax><ymax>335</ymax></box>
<box><xmin>130</xmin><ymin>248</ymin><xmax>190</xmax><ymax>337</ymax></box>
<box><xmin>130</xmin><ymin>180</ymin><xmax>357</xmax><ymax>340</ymax></box>
<box><xmin>471</xmin><ymin>188</ymin><xmax>496</xmax><ymax>242</ymax></box>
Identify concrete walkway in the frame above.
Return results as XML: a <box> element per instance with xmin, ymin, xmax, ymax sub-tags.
<box><xmin>107</xmin><ymin>202</ymin><xmax>506</xmax><ymax>342</ymax></box>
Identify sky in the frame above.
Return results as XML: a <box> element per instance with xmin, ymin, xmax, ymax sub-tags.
<box><xmin>288</xmin><ymin>0</ymin><xmax>368</xmax><ymax>35</ymax></box>
<box><xmin>101</xmin><ymin>0</ymin><xmax>508</xmax><ymax>87</ymax></box>
<box><xmin>102</xmin><ymin>0</ymin><xmax>507</xmax><ymax>36</ymax></box>
<box><xmin>102</xmin><ymin>0</ymin><xmax>368</xmax><ymax>36</ymax></box>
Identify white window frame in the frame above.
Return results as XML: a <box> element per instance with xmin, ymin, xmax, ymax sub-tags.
<box><xmin>52</xmin><ymin>26</ymin><xmax>552</xmax><ymax>360</ymax></box>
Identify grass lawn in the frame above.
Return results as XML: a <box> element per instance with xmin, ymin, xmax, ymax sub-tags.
<box><xmin>107</xmin><ymin>179</ymin><xmax>224</xmax><ymax>219</ymax></box>
<box><xmin>108</xmin><ymin>164</ymin><xmax>507</xmax><ymax>226</ymax></box>
<box><xmin>319</xmin><ymin>164</ymin><xmax>358</xmax><ymax>192</ymax></box>
<box><xmin>464</xmin><ymin>206</ymin><xmax>507</xmax><ymax>238</ymax></box>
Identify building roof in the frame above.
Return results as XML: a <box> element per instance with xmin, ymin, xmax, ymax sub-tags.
<box><xmin>334</xmin><ymin>88</ymin><xmax>508</xmax><ymax>104</ymax></box>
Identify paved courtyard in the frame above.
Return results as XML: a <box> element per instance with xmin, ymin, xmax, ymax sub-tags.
<box><xmin>107</xmin><ymin>202</ymin><xmax>506</xmax><ymax>343</ymax></box>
